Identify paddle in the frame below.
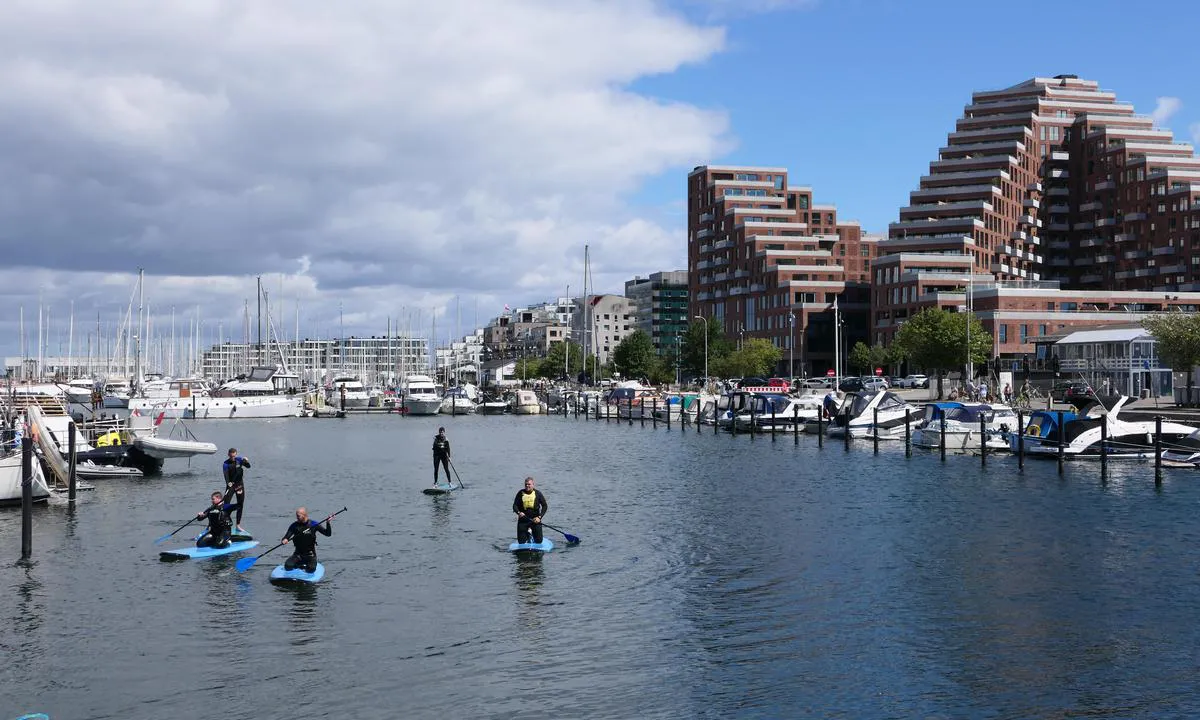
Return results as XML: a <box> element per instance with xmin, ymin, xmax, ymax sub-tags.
<box><xmin>539</xmin><ymin>522</ymin><xmax>580</xmax><ymax>544</ymax></box>
<box><xmin>154</xmin><ymin>499</ymin><xmax>223</xmax><ymax>545</ymax></box>
<box><xmin>235</xmin><ymin>507</ymin><xmax>347</xmax><ymax>573</ymax></box>
<box><xmin>448</xmin><ymin>458</ymin><xmax>467</xmax><ymax>489</ymax></box>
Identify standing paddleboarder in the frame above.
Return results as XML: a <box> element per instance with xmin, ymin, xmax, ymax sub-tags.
<box><xmin>196</xmin><ymin>491</ymin><xmax>241</xmax><ymax>549</ymax></box>
<box><xmin>432</xmin><ymin>427</ymin><xmax>452</xmax><ymax>487</ymax></box>
<box><xmin>223</xmin><ymin>448</ymin><xmax>251</xmax><ymax>532</ymax></box>
<box><xmin>512</xmin><ymin>477</ymin><xmax>548</xmax><ymax>545</ymax></box>
<box><xmin>280</xmin><ymin>507</ymin><xmax>332</xmax><ymax>573</ymax></box>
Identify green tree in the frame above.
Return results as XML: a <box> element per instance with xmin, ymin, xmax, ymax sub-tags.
<box><xmin>848</xmin><ymin>341</ymin><xmax>872</xmax><ymax>375</ymax></box>
<box><xmin>537</xmin><ymin>341</ymin><xmax>583</xmax><ymax>379</ymax></box>
<box><xmin>1143</xmin><ymin>313</ymin><xmax>1200</xmax><ymax>405</ymax></box>
<box><xmin>513</xmin><ymin>356</ymin><xmax>539</xmax><ymax>382</ymax></box>
<box><xmin>868</xmin><ymin>343</ymin><xmax>897</xmax><ymax>375</ymax></box>
<box><xmin>680</xmin><ymin>317</ymin><xmax>733</xmax><ymax>378</ymax></box>
<box><xmin>612</xmin><ymin>330</ymin><xmax>659</xmax><ymax>381</ymax></box>
<box><xmin>712</xmin><ymin>338</ymin><xmax>783</xmax><ymax>378</ymax></box>
<box><xmin>892</xmin><ymin>308</ymin><xmax>991</xmax><ymax>398</ymax></box>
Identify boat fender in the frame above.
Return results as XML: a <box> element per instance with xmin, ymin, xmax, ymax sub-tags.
<box><xmin>999</xmin><ymin>423</ymin><xmax>1010</xmax><ymax>433</ymax></box>
<box><xmin>1025</xmin><ymin>423</ymin><xmax>1040</xmax><ymax>437</ymax></box>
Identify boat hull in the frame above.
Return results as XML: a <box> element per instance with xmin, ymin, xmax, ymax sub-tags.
<box><xmin>129</xmin><ymin>396</ymin><xmax>303</xmax><ymax>419</ymax></box>
<box><xmin>403</xmin><ymin>398</ymin><xmax>443</xmax><ymax>416</ymax></box>
<box><xmin>0</xmin><ymin>451</ymin><xmax>52</xmax><ymax>506</ymax></box>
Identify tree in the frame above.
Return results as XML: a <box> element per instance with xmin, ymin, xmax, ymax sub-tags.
<box><xmin>1143</xmin><ymin>313</ymin><xmax>1200</xmax><ymax>406</ymax></box>
<box><xmin>711</xmin><ymin>338</ymin><xmax>783</xmax><ymax>378</ymax></box>
<box><xmin>868</xmin><ymin>343</ymin><xmax>897</xmax><ymax>375</ymax></box>
<box><xmin>612</xmin><ymin>330</ymin><xmax>659</xmax><ymax>381</ymax></box>
<box><xmin>848</xmin><ymin>341</ymin><xmax>871</xmax><ymax>375</ymax></box>
<box><xmin>680</xmin><ymin>317</ymin><xmax>733</xmax><ymax>378</ymax></box>
<box><xmin>513</xmin><ymin>356</ymin><xmax>539</xmax><ymax>382</ymax></box>
<box><xmin>538</xmin><ymin>341</ymin><xmax>583</xmax><ymax>379</ymax></box>
<box><xmin>892</xmin><ymin>308</ymin><xmax>991</xmax><ymax>398</ymax></box>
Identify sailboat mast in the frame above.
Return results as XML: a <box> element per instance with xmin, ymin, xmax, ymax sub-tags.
<box><xmin>68</xmin><ymin>300</ymin><xmax>74</xmax><ymax>379</ymax></box>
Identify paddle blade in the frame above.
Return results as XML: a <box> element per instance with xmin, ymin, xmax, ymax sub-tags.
<box><xmin>235</xmin><ymin>556</ymin><xmax>258</xmax><ymax>573</ymax></box>
<box><xmin>153</xmin><ymin>533</ymin><xmax>173</xmax><ymax>546</ymax></box>
<box><xmin>564</xmin><ymin>533</ymin><xmax>581</xmax><ymax>544</ymax></box>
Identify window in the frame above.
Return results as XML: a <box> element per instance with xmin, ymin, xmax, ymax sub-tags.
<box><xmin>999</xmin><ymin>325</ymin><xmax>1008</xmax><ymax>343</ymax></box>
<box><xmin>1020</xmin><ymin>324</ymin><xmax>1029</xmax><ymax>342</ymax></box>
<box><xmin>1039</xmin><ymin>324</ymin><xmax>1047</xmax><ymax>336</ymax></box>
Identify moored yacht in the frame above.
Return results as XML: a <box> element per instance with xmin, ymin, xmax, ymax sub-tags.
<box><xmin>826</xmin><ymin>391</ymin><xmax>919</xmax><ymax>439</ymax></box>
<box><xmin>912</xmin><ymin>402</ymin><xmax>1015</xmax><ymax>451</ymax></box>
<box><xmin>326</xmin><ymin>375</ymin><xmax>370</xmax><ymax>409</ymax></box>
<box><xmin>439</xmin><ymin>385</ymin><xmax>479</xmax><ymax>415</ymax></box>
<box><xmin>401</xmin><ymin>374</ymin><xmax>443</xmax><ymax>415</ymax></box>
<box><xmin>1025</xmin><ymin>395</ymin><xmax>1197</xmax><ymax>459</ymax></box>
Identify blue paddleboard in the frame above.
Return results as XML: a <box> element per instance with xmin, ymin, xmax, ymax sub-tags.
<box><xmin>509</xmin><ymin>538</ymin><xmax>554</xmax><ymax>552</ymax></box>
<box><xmin>422</xmin><ymin>484</ymin><xmax>455</xmax><ymax>495</ymax></box>
<box><xmin>160</xmin><ymin>539</ymin><xmax>259</xmax><ymax>561</ymax></box>
<box><xmin>270</xmin><ymin>562</ymin><xmax>326</xmax><ymax>584</ymax></box>
<box><xmin>195</xmin><ymin>529</ymin><xmax>254</xmax><ymax>542</ymax></box>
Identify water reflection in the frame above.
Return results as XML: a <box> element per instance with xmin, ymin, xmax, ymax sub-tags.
<box><xmin>428</xmin><ymin>495</ymin><xmax>452</xmax><ymax>532</ymax></box>
<box><xmin>275</xmin><ymin>582</ymin><xmax>320</xmax><ymax>649</ymax></box>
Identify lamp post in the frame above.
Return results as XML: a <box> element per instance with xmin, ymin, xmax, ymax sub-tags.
<box><xmin>693</xmin><ymin>315</ymin><xmax>708</xmax><ymax>385</ymax></box>
<box><xmin>788</xmin><ymin>311</ymin><xmax>795</xmax><ymax>381</ymax></box>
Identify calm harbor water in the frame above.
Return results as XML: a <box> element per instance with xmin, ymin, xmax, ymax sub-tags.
<box><xmin>3</xmin><ymin>413</ymin><xmax>1200</xmax><ymax>718</ymax></box>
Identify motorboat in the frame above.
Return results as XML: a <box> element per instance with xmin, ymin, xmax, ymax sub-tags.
<box><xmin>1162</xmin><ymin>429</ymin><xmax>1200</xmax><ymax>467</ymax></box>
<box><xmin>477</xmin><ymin>391</ymin><xmax>510</xmax><ymax>415</ymax></box>
<box><xmin>102</xmin><ymin>378</ymin><xmax>131</xmax><ymax>408</ymax></box>
<box><xmin>62</xmin><ymin>378</ymin><xmax>97</xmax><ymax>405</ymax></box>
<box><xmin>76</xmin><ymin>461</ymin><xmax>144</xmax><ymax>480</ymax></box>
<box><xmin>133</xmin><ymin>368</ymin><xmax>303</xmax><ymax>419</ymax></box>
<box><xmin>326</xmin><ymin>375</ymin><xmax>371</xmax><ymax>409</ymax></box>
<box><xmin>912</xmin><ymin>402</ymin><xmax>1015</xmax><ymax>451</ymax></box>
<box><xmin>133</xmin><ymin>433</ymin><xmax>218</xmax><ymax>460</ymax></box>
<box><xmin>826</xmin><ymin>391</ymin><xmax>918</xmax><ymax>439</ymax></box>
<box><xmin>401</xmin><ymin>374</ymin><xmax>443</xmax><ymax>415</ymax></box>
<box><xmin>510</xmin><ymin>389</ymin><xmax>542</xmax><ymax>415</ymax></box>
<box><xmin>732</xmin><ymin>393</ymin><xmax>820</xmax><ymax>432</ymax></box>
<box><xmin>1024</xmin><ymin>395</ymin><xmax>1198</xmax><ymax>459</ymax></box>
<box><xmin>439</xmin><ymin>385</ymin><xmax>478</xmax><ymax>415</ymax></box>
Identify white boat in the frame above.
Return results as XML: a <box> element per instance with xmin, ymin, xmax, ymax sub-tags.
<box><xmin>439</xmin><ymin>385</ymin><xmax>478</xmax><ymax>415</ymax></box>
<box><xmin>76</xmin><ymin>460</ymin><xmax>144</xmax><ymax>480</ymax></box>
<box><xmin>0</xmin><ymin>445</ymin><xmax>52</xmax><ymax>506</ymax></box>
<box><xmin>133</xmin><ymin>435</ymin><xmax>218</xmax><ymax>460</ymax></box>
<box><xmin>102</xmin><ymin>378</ymin><xmax>131</xmax><ymax>408</ymax></box>
<box><xmin>326</xmin><ymin>375</ymin><xmax>371</xmax><ymax>409</ymax></box>
<box><xmin>912</xmin><ymin>402</ymin><xmax>1015</xmax><ymax>451</ymax></box>
<box><xmin>1162</xmin><ymin>428</ymin><xmax>1200</xmax><ymax>467</ymax></box>
<box><xmin>401</xmin><ymin>374</ymin><xmax>443</xmax><ymax>415</ymax></box>
<box><xmin>827</xmin><ymin>391</ymin><xmax>919</xmax><ymax>439</ymax></box>
<box><xmin>732</xmin><ymin>393</ymin><xmax>821</xmax><ymax>432</ymax></box>
<box><xmin>510</xmin><ymin>389</ymin><xmax>542</xmax><ymax>415</ymax></box>
<box><xmin>1026</xmin><ymin>395</ymin><xmax>1198</xmax><ymax>460</ymax></box>
<box><xmin>62</xmin><ymin>378</ymin><xmax>97</xmax><ymax>404</ymax></box>
<box><xmin>130</xmin><ymin>368</ymin><xmax>302</xmax><ymax>419</ymax></box>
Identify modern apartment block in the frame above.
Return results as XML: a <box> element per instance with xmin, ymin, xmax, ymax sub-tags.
<box><xmin>625</xmin><ymin>271</ymin><xmax>689</xmax><ymax>360</ymax></box>
<box><xmin>687</xmin><ymin>165</ymin><xmax>879</xmax><ymax>376</ymax></box>
<box><xmin>875</xmin><ymin>75</ymin><xmax>1200</xmax><ymax>356</ymax></box>
<box><xmin>571</xmin><ymin>294</ymin><xmax>634</xmax><ymax>364</ymax></box>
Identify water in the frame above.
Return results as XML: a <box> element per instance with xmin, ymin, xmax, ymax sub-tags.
<box><xmin>4</xmin><ymin>414</ymin><xmax>1200</xmax><ymax>719</ymax></box>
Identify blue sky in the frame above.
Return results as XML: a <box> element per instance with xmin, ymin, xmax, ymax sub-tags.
<box><xmin>634</xmin><ymin>0</ymin><xmax>1200</xmax><ymax>234</ymax></box>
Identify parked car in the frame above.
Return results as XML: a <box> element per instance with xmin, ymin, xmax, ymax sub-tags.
<box><xmin>896</xmin><ymin>374</ymin><xmax>929</xmax><ymax>389</ymax></box>
<box><xmin>1064</xmin><ymin>383</ymin><xmax>1095</xmax><ymax>404</ymax></box>
<box><xmin>767</xmin><ymin>378</ymin><xmax>790</xmax><ymax>389</ymax></box>
<box><xmin>804</xmin><ymin>377</ymin><xmax>834</xmax><ymax>389</ymax></box>
<box><xmin>861</xmin><ymin>376</ymin><xmax>889</xmax><ymax>391</ymax></box>
<box><xmin>738</xmin><ymin>377</ymin><xmax>769</xmax><ymax>388</ymax></box>
<box><xmin>838</xmin><ymin>377</ymin><xmax>865</xmax><ymax>393</ymax></box>
<box><xmin>1049</xmin><ymin>381</ymin><xmax>1091</xmax><ymax>402</ymax></box>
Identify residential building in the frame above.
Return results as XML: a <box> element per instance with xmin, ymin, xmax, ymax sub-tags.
<box><xmin>687</xmin><ymin>164</ymin><xmax>879</xmax><ymax>376</ymax></box>
<box><xmin>199</xmin><ymin>336</ymin><xmax>429</xmax><ymax>385</ymax></box>
<box><xmin>625</xmin><ymin>270</ymin><xmax>689</xmax><ymax>362</ymax></box>
<box><xmin>875</xmin><ymin>75</ymin><xmax>1200</xmax><ymax>359</ymax></box>
<box><xmin>571</xmin><ymin>294</ymin><xmax>633</xmax><ymax>364</ymax></box>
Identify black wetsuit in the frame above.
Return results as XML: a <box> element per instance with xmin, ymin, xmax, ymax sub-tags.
<box><xmin>432</xmin><ymin>434</ymin><xmax>451</xmax><ymax>483</ymax></box>
<box><xmin>222</xmin><ymin>456</ymin><xmax>250</xmax><ymax>526</ymax></box>
<box><xmin>512</xmin><ymin>489</ymin><xmax>548</xmax><ymax>544</ymax></box>
<box><xmin>283</xmin><ymin>519</ymin><xmax>332</xmax><ymax>573</ymax></box>
<box><xmin>196</xmin><ymin>501</ymin><xmax>240</xmax><ymax>548</ymax></box>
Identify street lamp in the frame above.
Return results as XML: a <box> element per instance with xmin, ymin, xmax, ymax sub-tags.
<box><xmin>788</xmin><ymin>311</ymin><xmax>795</xmax><ymax>381</ymax></box>
<box><xmin>693</xmin><ymin>315</ymin><xmax>708</xmax><ymax>385</ymax></box>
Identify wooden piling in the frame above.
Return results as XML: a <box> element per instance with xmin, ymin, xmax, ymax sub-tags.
<box><xmin>904</xmin><ymin>408</ymin><xmax>911</xmax><ymax>458</ymax></box>
<box><xmin>1017</xmin><ymin>410</ymin><xmax>1024</xmax><ymax>470</ymax></box>
<box><xmin>68</xmin><ymin>421</ymin><xmax>77</xmax><ymax>503</ymax></box>
<box><xmin>939</xmin><ymin>410</ymin><xmax>946</xmax><ymax>461</ymax></box>
<box><xmin>872</xmin><ymin>407</ymin><xmax>879</xmax><ymax>454</ymax></box>
<box><xmin>21</xmin><ymin>437</ymin><xmax>33</xmax><ymax>559</ymax></box>
<box><xmin>1155</xmin><ymin>415</ymin><xmax>1163</xmax><ymax>484</ymax></box>
<box><xmin>980</xmin><ymin>412</ymin><xmax>987</xmax><ymax>465</ymax></box>
<box><xmin>1057</xmin><ymin>410</ymin><xmax>1065</xmax><ymax>475</ymax></box>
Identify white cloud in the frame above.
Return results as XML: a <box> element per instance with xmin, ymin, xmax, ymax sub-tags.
<box><xmin>0</xmin><ymin>0</ymin><xmax>733</xmax><ymax>358</ymax></box>
<box><xmin>1151</xmin><ymin>96</ymin><xmax>1183</xmax><ymax>126</ymax></box>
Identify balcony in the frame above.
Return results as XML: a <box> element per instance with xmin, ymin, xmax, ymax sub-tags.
<box><xmin>1051</xmin><ymin>258</ymin><xmax>1070</xmax><ymax>267</ymax></box>
<box><xmin>1048</xmin><ymin>186</ymin><xmax>1070</xmax><ymax>196</ymax></box>
<box><xmin>1048</xmin><ymin>203</ymin><xmax>1070</xmax><ymax>214</ymax></box>
<box><xmin>1095</xmin><ymin>180</ymin><xmax>1116</xmax><ymax>191</ymax></box>
<box><xmin>1010</xmin><ymin>230</ymin><xmax>1027</xmax><ymax>242</ymax></box>
<box><xmin>1073</xmin><ymin>222</ymin><xmax>1094</xmax><ymax>231</ymax></box>
<box><xmin>1073</xmin><ymin>257</ymin><xmax>1094</xmax><ymax>266</ymax></box>
<box><xmin>1096</xmin><ymin>254</ymin><xmax>1115</xmax><ymax>263</ymax></box>
<box><xmin>712</xmin><ymin>257</ymin><xmax>729</xmax><ymax>267</ymax></box>
<box><xmin>750</xmin><ymin>283</ymin><xmax>766</xmax><ymax>292</ymax></box>
<box><xmin>1079</xmin><ymin>201</ymin><xmax>1102</xmax><ymax>212</ymax></box>
<box><xmin>696</xmin><ymin>260</ymin><xmax>712</xmax><ymax>270</ymax></box>
<box><xmin>1047</xmin><ymin>222</ymin><xmax>1070</xmax><ymax>232</ymax></box>
<box><xmin>1135</xmin><ymin>268</ymin><xmax>1155</xmax><ymax>277</ymax></box>
<box><xmin>1049</xmin><ymin>240</ymin><xmax>1070</xmax><ymax>250</ymax></box>
<box><xmin>1018</xmin><ymin>214</ymin><xmax>1042</xmax><ymax>227</ymax></box>
<box><xmin>1160</xmin><ymin>264</ymin><xmax>1187</xmax><ymax>274</ymax></box>
<box><xmin>734</xmin><ymin>269</ymin><xmax>750</xmax><ymax>279</ymax></box>
<box><xmin>1124</xmin><ymin>250</ymin><xmax>1147</xmax><ymax>260</ymax></box>
<box><xmin>1049</xmin><ymin>168</ymin><xmax>1069</xmax><ymax>179</ymax></box>
<box><xmin>712</xmin><ymin>272</ymin><xmax>729</xmax><ymax>282</ymax></box>
<box><xmin>1153</xmin><ymin>246</ymin><xmax>1177</xmax><ymax>256</ymax></box>
<box><xmin>1050</xmin><ymin>150</ymin><xmax>1071</xmax><ymax>162</ymax></box>
<box><xmin>699</xmin><ymin>243</ymin><xmax>713</xmax><ymax>253</ymax></box>
<box><xmin>1080</xmin><ymin>274</ymin><xmax>1105</xmax><ymax>284</ymax></box>
<box><xmin>699</xmin><ymin>212</ymin><xmax>714</xmax><ymax>222</ymax></box>
<box><xmin>1125</xmin><ymin>212</ymin><xmax>1147</xmax><ymax>221</ymax></box>
<box><xmin>1027</xmin><ymin>181</ymin><xmax>1043</xmax><ymax>192</ymax></box>
<box><xmin>1027</xmin><ymin>235</ymin><xmax>1042</xmax><ymax>246</ymax></box>
<box><xmin>1113</xmin><ymin>233</ymin><xmax>1135</xmax><ymax>243</ymax></box>
<box><xmin>714</xmin><ymin>239</ymin><xmax>734</xmax><ymax>250</ymax></box>
<box><xmin>990</xmin><ymin>262</ymin><xmax>1014</xmax><ymax>274</ymax></box>
<box><xmin>1023</xmin><ymin>198</ymin><xmax>1040</xmax><ymax>209</ymax></box>
<box><xmin>1080</xmin><ymin>237</ymin><xmax>1104</xmax><ymax>248</ymax></box>
<box><xmin>1096</xmin><ymin>217</ymin><xmax>1117</xmax><ymax>227</ymax></box>
<box><xmin>697</xmin><ymin>228</ymin><xmax>714</xmax><ymax>239</ymax></box>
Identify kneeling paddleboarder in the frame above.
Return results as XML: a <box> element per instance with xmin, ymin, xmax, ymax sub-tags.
<box><xmin>196</xmin><ymin>491</ymin><xmax>241</xmax><ymax>549</ymax></box>
<box><xmin>280</xmin><ymin>507</ymin><xmax>332</xmax><ymax>573</ymax></box>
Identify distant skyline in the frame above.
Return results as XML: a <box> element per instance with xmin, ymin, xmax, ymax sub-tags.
<box><xmin>2</xmin><ymin>0</ymin><xmax>1198</xmax><ymax>361</ymax></box>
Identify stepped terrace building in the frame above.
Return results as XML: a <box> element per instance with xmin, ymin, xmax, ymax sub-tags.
<box><xmin>874</xmin><ymin>75</ymin><xmax>1200</xmax><ymax>356</ymax></box>
<box><xmin>688</xmin><ymin>165</ymin><xmax>879</xmax><ymax>377</ymax></box>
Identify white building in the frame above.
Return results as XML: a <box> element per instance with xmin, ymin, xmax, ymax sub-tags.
<box><xmin>572</xmin><ymin>294</ymin><xmax>633</xmax><ymax>364</ymax></box>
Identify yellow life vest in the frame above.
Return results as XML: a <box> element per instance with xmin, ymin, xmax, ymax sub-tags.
<box><xmin>521</xmin><ymin>491</ymin><xmax>537</xmax><ymax>510</ymax></box>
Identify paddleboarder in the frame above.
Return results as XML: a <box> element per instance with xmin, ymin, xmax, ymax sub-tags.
<box><xmin>280</xmin><ymin>506</ymin><xmax>332</xmax><ymax>573</ymax></box>
<box><xmin>195</xmin><ymin>490</ymin><xmax>240</xmax><ymax>549</ymax></box>
<box><xmin>512</xmin><ymin>476</ymin><xmax>548</xmax><ymax>545</ymax></box>
<box><xmin>223</xmin><ymin>448</ymin><xmax>251</xmax><ymax>532</ymax></box>
<box><xmin>432</xmin><ymin>427</ymin><xmax>452</xmax><ymax>487</ymax></box>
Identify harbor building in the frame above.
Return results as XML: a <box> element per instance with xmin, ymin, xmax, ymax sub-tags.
<box><xmin>874</xmin><ymin>75</ymin><xmax>1200</xmax><ymax>358</ymax></box>
<box><xmin>687</xmin><ymin>164</ymin><xmax>880</xmax><ymax>377</ymax></box>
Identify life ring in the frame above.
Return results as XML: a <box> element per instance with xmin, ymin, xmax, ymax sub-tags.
<box><xmin>1024</xmin><ymin>423</ymin><xmax>1041</xmax><ymax>436</ymax></box>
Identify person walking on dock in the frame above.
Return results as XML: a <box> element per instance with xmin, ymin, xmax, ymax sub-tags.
<box><xmin>222</xmin><ymin>448</ymin><xmax>251</xmax><ymax>532</ymax></box>
<box><xmin>281</xmin><ymin>507</ymin><xmax>332</xmax><ymax>573</ymax></box>
<box><xmin>432</xmin><ymin>427</ymin><xmax>452</xmax><ymax>487</ymax></box>
<box><xmin>196</xmin><ymin>491</ymin><xmax>240</xmax><ymax>549</ymax></box>
<box><xmin>512</xmin><ymin>476</ymin><xmax>548</xmax><ymax>545</ymax></box>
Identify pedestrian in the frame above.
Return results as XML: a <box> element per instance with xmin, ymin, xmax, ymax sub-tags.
<box><xmin>432</xmin><ymin>427</ymin><xmax>452</xmax><ymax>487</ymax></box>
<box><xmin>222</xmin><ymin>448</ymin><xmax>251</xmax><ymax>532</ymax></box>
<box><xmin>280</xmin><ymin>507</ymin><xmax>333</xmax><ymax>573</ymax></box>
<box><xmin>979</xmin><ymin>380</ymin><xmax>989</xmax><ymax>402</ymax></box>
<box><xmin>512</xmin><ymin>476</ymin><xmax>548</xmax><ymax>545</ymax></box>
<box><xmin>1003</xmin><ymin>382</ymin><xmax>1012</xmax><ymax>405</ymax></box>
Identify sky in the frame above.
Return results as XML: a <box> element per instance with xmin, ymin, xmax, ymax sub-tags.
<box><xmin>2</xmin><ymin>0</ymin><xmax>1199</xmax><ymax>363</ymax></box>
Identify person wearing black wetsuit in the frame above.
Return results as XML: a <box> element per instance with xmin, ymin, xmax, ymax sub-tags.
<box><xmin>281</xmin><ymin>507</ymin><xmax>332</xmax><ymax>573</ymax></box>
<box><xmin>195</xmin><ymin>491</ymin><xmax>241</xmax><ymax>549</ymax></box>
<box><xmin>432</xmin><ymin>427</ymin><xmax>451</xmax><ymax>486</ymax></box>
<box><xmin>512</xmin><ymin>476</ymin><xmax>548</xmax><ymax>544</ymax></box>
<box><xmin>222</xmin><ymin>448</ymin><xmax>251</xmax><ymax>530</ymax></box>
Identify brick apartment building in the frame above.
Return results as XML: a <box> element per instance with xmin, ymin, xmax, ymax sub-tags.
<box><xmin>687</xmin><ymin>165</ymin><xmax>880</xmax><ymax>377</ymax></box>
<box><xmin>875</xmin><ymin>75</ymin><xmax>1200</xmax><ymax>358</ymax></box>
